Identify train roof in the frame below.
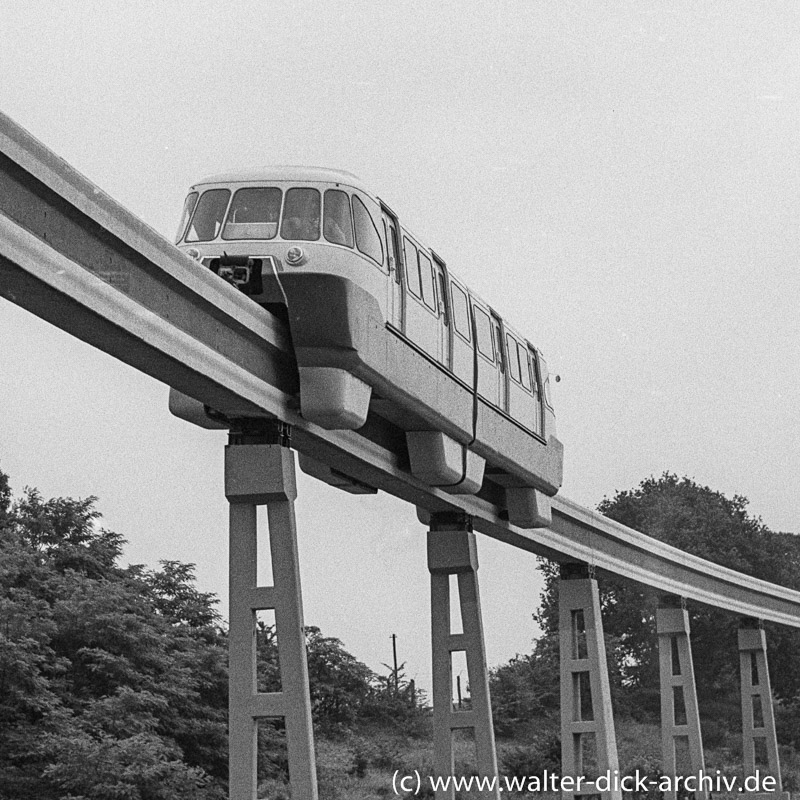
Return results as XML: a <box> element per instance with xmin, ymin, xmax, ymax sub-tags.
<box><xmin>191</xmin><ymin>166</ymin><xmax>372</xmax><ymax>195</ymax></box>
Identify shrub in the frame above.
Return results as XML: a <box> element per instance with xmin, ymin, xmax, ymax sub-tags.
<box><xmin>500</xmin><ymin>732</ymin><xmax>561</xmax><ymax>779</ymax></box>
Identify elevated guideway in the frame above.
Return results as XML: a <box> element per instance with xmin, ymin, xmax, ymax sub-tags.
<box><xmin>2</xmin><ymin>109</ymin><xmax>799</xmax><ymax>626</ymax></box>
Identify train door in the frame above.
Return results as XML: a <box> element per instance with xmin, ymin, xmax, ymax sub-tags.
<box><xmin>432</xmin><ymin>252</ymin><xmax>451</xmax><ymax>370</ymax></box>
<box><xmin>530</xmin><ymin>347</ymin><xmax>546</xmax><ymax>437</ymax></box>
<box><xmin>403</xmin><ymin>234</ymin><xmax>439</xmax><ymax>357</ymax></box>
<box><xmin>506</xmin><ymin>331</ymin><xmax>536</xmax><ymax>431</ymax></box>
<box><xmin>471</xmin><ymin>299</ymin><xmax>499</xmax><ymax>405</ymax></box>
<box><xmin>492</xmin><ymin>312</ymin><xmax>509</xmax><ymax>413</ymax></box>
<box><xmin>382</xmin><ymin>206</ymin><xmax>404</xmax><ymax>331</ymax></box>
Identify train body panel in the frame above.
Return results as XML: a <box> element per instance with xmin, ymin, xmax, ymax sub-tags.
<box><xmin>172</xmin><ymin>167</ymin><xmax>563</xmax><ymax>526</ymax></box>
<box><xmin>277</xmin><ymin>272</ymin><xmax>562</xmax><ymax>495</ymax></box>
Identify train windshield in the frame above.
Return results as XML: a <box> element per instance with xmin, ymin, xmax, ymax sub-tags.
<box><xmin>280</xmin><ymin>188</ymin><xmax>320</xmax><ymax>241</ymax></box>
<box><xmin>185</xmin><ymin>189</ymin><xmax>230</xmax><ymax>242</ymax></box>
<box><xmin>223</xmin><ymin>187</ymin><xmax>281</xmax><ymax>240</ymax></box>
<box><xmin>323</xmin><ymin>189</ymin><xmax>354</xmax><ymax>247</ymax></box>
<box><xmin>182</xmin><ymin>184</ymin><xmax>371</xmax><ymax>246</ymax></box>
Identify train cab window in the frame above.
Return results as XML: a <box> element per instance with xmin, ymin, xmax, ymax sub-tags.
<box><xmin>506</xmin><ymin>334</ymin><xmax>522</xmax><ymax>384</ymax></box>
<box><xmin>473</xmin><ymin>306</ymin><xmax>494</xmax><ymax>361</ymax></box>
<box><xmin>404</xmin><ymin>238</ymin><xmax>422</xmax><ymax>298</ymax></box>
<box><xmin>223</xmin><ymin>187</ymin><xmax>281</xmax><ymax>240</ymax></box>
<box><xmin>418</xmin><ymin>251</ymin><xmax>437</xmax><ymax>311</ymax></box>
<box><xmin>185</xmin><ymin>188</ymin><xmax>231</xmax><ymax>242</ymax></box>
<box><xmin>518</xmin><ymin>342</ymin><xmax>532</xmax><ymax>391</ymax></box>
<box><xmin>280</xmin><ymin>188</ymin><xmax>321</xmax><ymax>241</ymax></box>
<box><xmin>451</xmin><ymin>282</ymin><xmax>470</xmax><ymax>340</ymax></box>
<box><xmin>175</xmin><ymin>191</ymin><xmax>198</xmax><ymax>242</ymax></box>
<box><xmin>352</xmin><ymin>195</ymin><xmax>384</xmax><ymax>265</ymax></box>
<box><xmin>323</xmin><ymin>190</ymin><xmax>354</xmax><ymax>247</ymax></box>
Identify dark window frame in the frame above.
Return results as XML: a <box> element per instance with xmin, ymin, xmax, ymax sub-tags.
<box><xmin>280</xmin><ymin>187</ymin><xmax>321</xmax><ymax>241</ymax></box>
<box><xmin>518</xmin><ymin>342</ymin><xmax>532</xmax><ymax>391</ymax></box>
<box><xmin>403</xmin><ymin>237</ymin><xmax>422</xmax><ymax>299</ymax></box>
<box><xmin>436</xmin><ymin>270</ymin><xmax>449</xmax><ymax>326</ymax></box>
<box><xmin>323</xmin><ymin>189</ymin><xmax>355</xmax><ymax>247</ymax></box>
<box><xmin>493</xmin><ymin>317</ymin><xmax>505</xmax><ymax>374</ymax></box>
<box><xmin>185</xmin><ymin>188</ymin><xmax>232</xmax><ymax>243</ymax></box>
<box><xmin>506</xmin><ymin>334</ymin><xmax>523</xmax><ymax>384</ymax></box>
<box><xmin>418</xmin><ymin>250</ymin><xmax>437</xmax><ymax>311</ymax></box>
<box><xmin>384</xmin><ymin>218</ymin><xmax>402</xmax><ymax>284</ymax></box>
<box><xmin>352</xmin><ymin>194</ymin><xmax>384</xmax><ymax>266</ymax></box>
<box><xmin>175</xmin><ymin>191</ymin><xmax>198</xmax><ymax>243</ymax></box>
<box><xmin>473</xmin><ymin>304</ymin><xmax>495</xmax><ymax>361</ymax></box>
<box><xmin>451</xmin><ymin>282</ymin><xmax>471</xmax><ymax>341</ymax></box>
<box><xmin>222</xmin><ymin>186</ymin><xmax>283</xmax><ymax>241</ymax></box>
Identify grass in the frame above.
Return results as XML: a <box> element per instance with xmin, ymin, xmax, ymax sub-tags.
<box><xmin>257</xmin><ymin>719</ymin><xmax>799</xmax><ymax>799</ymax></box>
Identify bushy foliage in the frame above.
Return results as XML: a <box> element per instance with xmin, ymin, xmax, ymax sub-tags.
<box><xmin>0</xmin><ymin>474</ymin><xmax>228</xmax><ymax>799</ymax></box>
<box><xmin>257</xmin><ymin>622</ymin><xmax>377</xmax><ymax>734</ymax></box>
<box><xmin>489</xmin><ymin>634</ymin><xmax>559</xmax><ymax>737</ymax></box>
<box><xmin>499</xmin><ymin>732</ymin><xmax>561</xmax><ymax>778</ymax></box>
<box><xmin>256</xmin><ymin>622</ymin><xmax>428</xmax><ymax>739</ymax></box>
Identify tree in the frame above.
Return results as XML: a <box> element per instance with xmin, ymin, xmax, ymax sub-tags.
<box><xmin>0</xmin><ymin>470</ymin><xmax>228</xmax><ymax>799</ymax></box>
<box><xmin>257</xmin><ymin>623</ymin><xmax>396</xmax><ymax>730</ymax></box>
<box><xmin>489</xmin><ymin>632</ymin><xmax>560</xmax><ymax>738</ymax></box>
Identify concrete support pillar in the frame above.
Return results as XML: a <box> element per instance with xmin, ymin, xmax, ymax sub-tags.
<box><xmin>559</xmin><ymin>563</ymin><xmax>621</xmax><ymax>800</ymax></box>
<box><xmin>738</xmin><ymin>618</ymin><xmax>786</xmax><ymax>799</ymax></box>
<box><xmin>226</xmin><ymin>427</ymin><xmax>318</xmax><ymax>800</ymax></box>
<box><xmin>428</xmin><ymin>513</ymin><xmax>499</xmax><ymax>800</ymax></box>
<box><xmin>656</xmin><ymin>596</ymin><xmax>706</xmax><ymax>800</ymax></box>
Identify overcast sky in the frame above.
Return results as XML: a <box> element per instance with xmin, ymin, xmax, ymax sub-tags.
<box><xmin>1</xmin><ymin>2</ymin><xmax>798</xmax><ymax>692</ymax></box>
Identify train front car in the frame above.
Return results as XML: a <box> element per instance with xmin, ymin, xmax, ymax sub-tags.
<box><xmin>175</xmin><ymin>167</ymin><xmax>388</xmax><ymax>428</ymax></box>
<box><xmin>172</xmin><ymin>167</ymin><xmax>563</xmax><ymax>528</ymax></box>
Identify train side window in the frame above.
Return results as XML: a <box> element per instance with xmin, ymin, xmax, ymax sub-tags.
<box><xmin>418</xmin><ymin>251</ymin><xmax>436</xmax><ymax>311</ymax></box>
<box><xmin>437</xmin><ymin>270</ymin><xmax>449</xmax><ymax>325</ymax></box>
<box><xmin>223</xmin><ymin>187</ymin><xmax>281</xmax><ymax>240</ymax></box>
<box><xmin>530</xmin><ymin>349</ymin><xmax>542</xmax><ymax>400</ymax></box>
<box><xmin>506</xmin><ymin>334</ymin><xmax>522</xmax><ymax>383</ymax></box>
<box><xmin>175</xmin><ymin>191</ymin><xmax>198</xmax><ymax>242</ymax></box>
<box><xmin>473</xmin><ymin>306</ymin><xmax>494</xmax><ymax>360</ymax></box>
<box><xmin>493</xmin><ymin>318</ymin><xmax>505</xmax><ymax>373</ymax></box>
<box><xmin>451</xmin><ymin>283</ymin><xmax>470</xmax><ymax>339</ymax></box>
<box><xmin>185</xmin><ymin>188</ymin><xmax>231</xmax><ymax>242</ymax></box>
<box><xmin>281</xmin><ymin>188</ymin><xmax>321</xmax><ymax>241</ymax></box>
<box><xmin>518</xmin><ymin>342</ymin><xmax>532</xmax><ymax>391</ymax></box>
<box><xmin>324</xmin><ymin>189</ymin><xmax>354</xmax><ymax>247</ymax></box>
<box><xmin>385</xmin><ymin>219</ymin><xmax>401</xmax><ymax>284</ymax></box>
<box><xmin>353</xmin><ymin>195</ymin><xmax>384</xmax><ymax>265</ymax></box>
<box><xmin>404</xmin><ymin>238</ymin><xmax>422</xmax><ymax>298</ymax></box>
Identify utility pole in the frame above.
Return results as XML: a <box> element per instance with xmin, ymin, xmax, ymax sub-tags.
<box><xmin>391</xmin><ymin>633</ymin><xmax>399</xmax><ymax>694</ymax></box>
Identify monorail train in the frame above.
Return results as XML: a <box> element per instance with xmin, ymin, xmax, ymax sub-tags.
<box><xmin>171</xmin><ymin>167</ymin><xmax>563</xmax><ymax>528</ymax></box>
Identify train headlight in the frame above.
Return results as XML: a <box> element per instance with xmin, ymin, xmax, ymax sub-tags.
<box><xmin>286</xmin><ymin>246</ymin><xmax>307</xmax><ymax>266</ymax></box>
<box><xmin>186</xmin><ymin>247</ymin><xmax>202</xmax><ymax>261</ymax></box>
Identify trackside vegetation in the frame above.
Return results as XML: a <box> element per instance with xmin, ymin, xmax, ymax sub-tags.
<box><xmin>1</xmin><ymin>469</ymin><xmax>798</xmax><ymax>798</ymax></box>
